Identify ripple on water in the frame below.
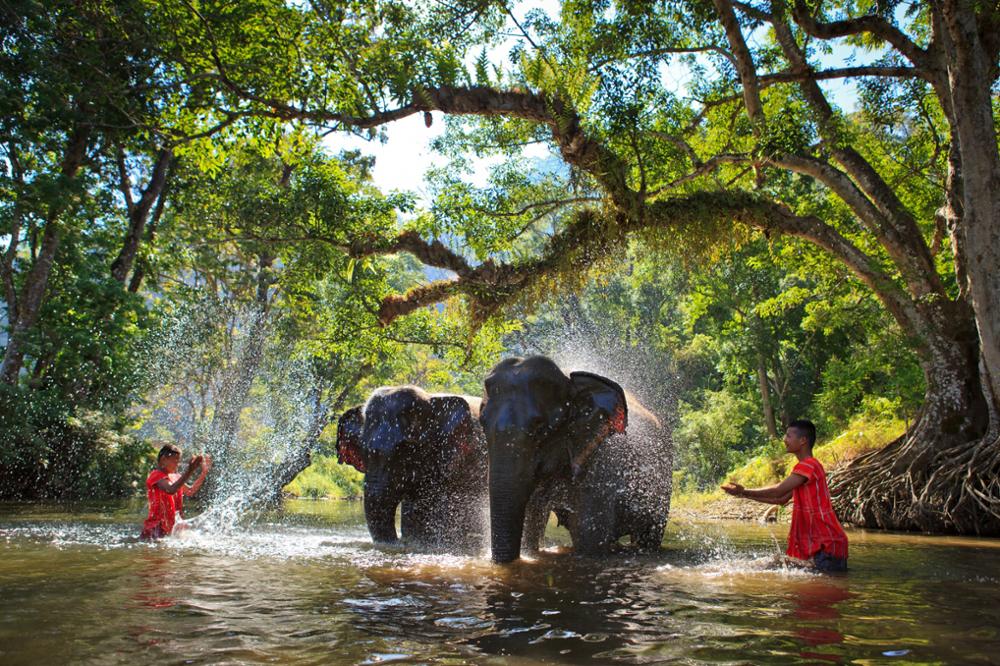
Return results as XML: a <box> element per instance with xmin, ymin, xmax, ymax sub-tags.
<box><xmin>530</xmin><ymin>628</ymin><xmax>582</xmax><ymax>643</ymax></box>
<box><xmin>433</xmin><ymin>615</ymin><xmax>492</xmax><ymax>630</ymax></box>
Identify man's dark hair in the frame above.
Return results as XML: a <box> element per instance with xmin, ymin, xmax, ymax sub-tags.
<box><xmin>157</xmin><ymin>443</ymin><xmax>182</xmax><ymax>460</ymax></box>
<box><xmin>787</xmin><ymin>420</ymin><xmax>816</xmax><ymax>447</ymax></box>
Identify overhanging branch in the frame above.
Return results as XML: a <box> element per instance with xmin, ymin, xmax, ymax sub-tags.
<box><xmin>355</xmin><ymin>192</ymin><xmax>922</xmax><ymax>343</ymax></box>
<box><xmin>789</xmin><ymin>0</ymin><xmax>931</xmax><ymax>71</ymax></box>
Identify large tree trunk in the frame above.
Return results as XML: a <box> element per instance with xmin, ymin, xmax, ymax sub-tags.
<box><xmin>831</xmin><ymin>302</ymin><xmax>998</xmax><ymax>533</ymax></box>
<box><xmin>203</xmin><ymin>254</ymin><xmax>276</xmax><ymax>496</ymax></box>
<box><xmin>835</xmin><ymin>0</ymin><xmax>1000</xmax><ymax>534</ymax></box>
<box><xmin>939</xmin><ymin>0</ymin><xmax>1000</xmax><ymax>432</ymax></box>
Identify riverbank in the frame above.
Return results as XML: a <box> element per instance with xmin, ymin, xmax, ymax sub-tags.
<box><xmin>283</xmin><ymin>453</ymin><xmax>364</xmax><ymax>499</ymax></box>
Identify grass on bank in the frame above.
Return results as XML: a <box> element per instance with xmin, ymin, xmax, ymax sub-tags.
<box><xmin>283</xmin><ymin>454</ymin><xmax>363</xmax><ymax>499</ymax></box>
<box><xmin>672</xmin><ymin>416</ymin><xmax>907</xmax><ymax>512</ymax></box>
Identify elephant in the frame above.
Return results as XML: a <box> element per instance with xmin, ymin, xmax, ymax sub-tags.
<box><xmin>336</xmin><ymin>386</ymin><xmax>488</xmax><ymax>552</ymax></box>
<box><xmin>480</xmin><ymin>355</ymin><xmax>672</xmax><ymax>563</ymax></box>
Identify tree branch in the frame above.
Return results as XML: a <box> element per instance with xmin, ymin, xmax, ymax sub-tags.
<box><xmin>111</xmin><ymin>148</ymin><xmax>173</xmax><ymax>283</ymax></box>
<box><xmin>357</xmin><ymin>191</ymin><xmax>929</xmax><ymax>345</ymax></box>
<box><xmin>589</xmin><ymin>45</ymin><xmax>738</xmax><ymax>71</ymax></box>
<box><xmin>349</xmin><ymin>229</ymin><xmax>473</xmax><ymax>277</ymax></box>
<box><xmin>645</xmin><ymin>153</ymin><xmax>751</xmax><ymax>198</ymax></box>
<box><xmin>472</xmin><ymin>196</ymin><xmax>601</xmax><ymax>217</ymax></box>
<box><xmin>759</xmin><ymin>65</ymin><xmax>924</xmax><ymax>83</ymax></box>
<box><xmin>789</xmin><ymin>0</ymin><xmax>931</xmax><ymax>70</ymax></box>
<box><xmin>713</xmin><ymin>0</ymin><xmax>766</xmax><ymax>131</ymax></box>
<box><xmin>768</xmin><ymin>15</ymin><xmax>945</xmax><ymax>300</ymax></box>
<box><xmin>115</xmin><ymin>148</ymin><xmax>135</xmax><ymax>215</ymax></box>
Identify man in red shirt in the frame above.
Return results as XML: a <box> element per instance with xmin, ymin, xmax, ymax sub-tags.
<box><xmin>141</xmin><ymin>443</ymin><xmax>212</xmax><ymax>540</ymax></box>
<box><xmin>722</xmin><ymin>420</ymin><xmax>849</xmax><ymax>572</ymax></box>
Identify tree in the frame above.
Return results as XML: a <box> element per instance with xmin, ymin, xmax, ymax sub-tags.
<box><xmin>169</xmin><ymin>0</ymin><xmax>999</xmax><ymax>533</ymax></box>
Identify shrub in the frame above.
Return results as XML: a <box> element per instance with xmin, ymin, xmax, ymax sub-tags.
<box><xmin>0</xmin><ymin>384</ymin><xmax>153</xmax><ymax>499</ymax></box>
<box><xmin>284</xmin><ymin>454</ymin><xmax>364</xmax><ymax>499</ymax></box>
<box><xmin>673</xmin><ymin>389</ymin><xmax>759</xmax><ymax>489</ymax></box>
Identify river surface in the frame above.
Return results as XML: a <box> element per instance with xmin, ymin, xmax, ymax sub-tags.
<box><xmin>2</xmin><ymin>499</ymin><xmax>999</xmax><ymax>665</ymax></box>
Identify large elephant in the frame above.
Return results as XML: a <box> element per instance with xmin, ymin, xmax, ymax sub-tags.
<box><xmin>336</xmin><ymin>386</ymin><xmax>488</xmax><ymax>551</ymax></box>
<box><xmin>481</xmin><ymin>356</ymin><xmax>672</xmax><ymax>563</ymax></box>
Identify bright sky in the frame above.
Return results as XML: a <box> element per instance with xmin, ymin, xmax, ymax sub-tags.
<box><xmin>325</xmin><ymin>114</ymin><xmax>447</xmax><ymax>200</ymax></box>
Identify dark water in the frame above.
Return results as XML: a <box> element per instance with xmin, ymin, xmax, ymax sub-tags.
<box><xmin>2</xmin><ymin>500</ymin><xmax>999</xmax><ymax>664</ymax></box>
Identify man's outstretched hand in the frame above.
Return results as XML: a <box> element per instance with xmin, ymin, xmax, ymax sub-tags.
<box><xmin>721</xmin><ymin>482</ymin><xmax>745</xmax><ymax>497</ymax></box>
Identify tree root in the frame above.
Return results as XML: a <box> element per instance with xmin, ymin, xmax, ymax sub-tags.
<box><xmin>830</xmin><ymin>420</ymin><xmax>1000</xmax><ymax>535</ymax></box>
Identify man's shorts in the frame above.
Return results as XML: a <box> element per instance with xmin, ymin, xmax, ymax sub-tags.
<box><xmin>813</xmin><ymin>549</ymin><xmax>848</xmax><ymax>573</ymax></box>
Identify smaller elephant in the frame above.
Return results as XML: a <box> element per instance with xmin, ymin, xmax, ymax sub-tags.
<box><xmin>481</xmin><ymin>356</ymin><xmax>673</xmax><ymax>562</ymax></box>
<box><xmin>336</xmin><ymin>386</ymin><xmax>488</xmax><ymax>552</ymax></box>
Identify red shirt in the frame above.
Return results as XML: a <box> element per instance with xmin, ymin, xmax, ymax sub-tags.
<box><xmin>141</xmin><ymin>469</ymin><xmax>186</xmax><ymax>538</ymax></box>
<box><xmin>787</xmin><ymin>457</ymin><xmax>848</xmax><ymax>560</ymax></box>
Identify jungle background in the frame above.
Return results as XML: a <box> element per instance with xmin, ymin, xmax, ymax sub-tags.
<box><xmin>2</xmin><ymin>0</ymin><xmax>995</xmax><ymax>529</ymax></box>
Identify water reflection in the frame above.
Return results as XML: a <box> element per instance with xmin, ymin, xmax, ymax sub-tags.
<box><xmin>1</xmin><ymin>503</ymin><xmax>1000</xmax><ymax>664</ymax></box>
<box><xmin>787</xmin><ymin>579</ymin><xmax>853</xmax><ymax>663</ymax></box>
<box><xmin>130</xmin><ymin>552</ymin><xmax>178</xmax><ymax>610</ymax></box>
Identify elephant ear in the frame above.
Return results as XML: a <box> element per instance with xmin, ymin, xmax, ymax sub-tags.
<box><xmin>336</xmin><ymin>406</ymin><xmax>366</xmax><ymax>473</ymax></box>
<box><xmin>429</xmin><ymin>396</ymin><xmax>483</xmax><ymax>468</ymax></box>
<box><xmin>566</xmin><ymin>371</ymin><xmax>628</xmax><ymax>478</ymax></box>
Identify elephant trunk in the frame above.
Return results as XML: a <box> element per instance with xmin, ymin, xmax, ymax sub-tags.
<box><xmin>489</xmin><ymin>450</ymin><xmax>533</xmax><ymax>563</ymax></box>
<box><xmin>364</xmin><ymin>474</ymin><xmax>400</xmax><ymax>544</ymax></box>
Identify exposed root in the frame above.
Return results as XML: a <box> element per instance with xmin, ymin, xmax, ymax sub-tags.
<box><xmin>830</xmin><ymin>421</ymin><xmax>1000</xmax><ymax>535</ymax></box>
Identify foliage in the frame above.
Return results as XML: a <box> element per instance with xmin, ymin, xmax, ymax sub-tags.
<box><xmin>673</xmin><ymin>390</ymin><xmax>759</xmax><ymax>490</ymax></box>
<box><xmin>284</xmin><ymin>454</ymin><xmax>364</xmax><ymax>500</ymax></box>
<box><xmin>0</xmin><ymin>384</ymin><xmax>153</xmax><ymax>499</ymax></box>
<box><xmin>3</xmin><ymin>0</ymin><xmax>973</xmax><ymax>511</ymax></box>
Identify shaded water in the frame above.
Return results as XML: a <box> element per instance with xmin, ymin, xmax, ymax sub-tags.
<box><xmin>2</xmin><ymin>500</ymin><xmax>999</xmax><ymax>664</ymax></box>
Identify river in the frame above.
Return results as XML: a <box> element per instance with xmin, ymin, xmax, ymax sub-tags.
<box><xmin>1</xmin><ymin>499</ymin><xmax>998</xmax><ymax>664</ymax></box>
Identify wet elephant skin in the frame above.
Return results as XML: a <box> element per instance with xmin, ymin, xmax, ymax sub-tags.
<box><xmin>480</xmin><ymin>356</ymin><xmax>672</xmax><ymax>563</ymax></box>
<box><xmin>337</xmin><ymin>386</ymin><xmax>487</xmax><ymax>552</ymax></box>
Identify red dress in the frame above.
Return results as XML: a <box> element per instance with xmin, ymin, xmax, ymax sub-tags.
<box><xmin>787</xmin><ymin>457</ymin><xmax>849</xmax><ymax>560</ymax></box>
<box><xmin>140</xmin><ymin>469</ymin><xmax>185</xmax><ymax>539</ymax></box>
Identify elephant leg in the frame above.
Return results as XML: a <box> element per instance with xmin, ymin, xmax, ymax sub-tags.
<box><xmin>439</xmin><ymin>489</ymin><xmax>488</xmax><ymax>554</ymax></box>
<box><xmin>400</xmin><ymin>501</ymin><xmax>419</xmax><ymax>543</ymax></box>
<box><xmin>632</xmin><ymin>473</ymin><xmax>671</xmax><ymax>551</ymax></box>
<box><xmin>401</xmin><ymin>499</ymin><xmax>439</xmax><ymax>547</ymax></box>
<box><xmin>572</xmin><ymin>472</ymin><xmax>616</xmax><ymax>556</ymax></box>
<box><xmin>521</xmin><ymin>487</ymin><xmax>553</xmax><ymax>555</ymax></box>
<box><xmin>633</xmin><ymin>514</ymin><xmax>666</xmax><ymax>551</ymax></box>
<box><xmin>403</xmin><ymin>488</ymin><xmax>484</xmax><ymax>553</ymax></box>
<box><xmin>449</xmin><ymin>474</ymin><xmax>490</xmax><ymax>553</ymax></box>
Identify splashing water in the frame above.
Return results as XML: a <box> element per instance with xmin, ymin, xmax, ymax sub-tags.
<box><xmin>137</xmin><ymin>301</ymin><xmax>326</xmax><ymax>533</ymax></box>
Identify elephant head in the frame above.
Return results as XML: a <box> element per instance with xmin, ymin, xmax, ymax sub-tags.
<box><xmin>336</xmin><ymin>386</ymin><xmax>483</xmax><ymax>544</ymax></box>
<box><xmin>480</xmin><ymin>356</ymin><xmax>627</xmax><ymax>563</ymax></box>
